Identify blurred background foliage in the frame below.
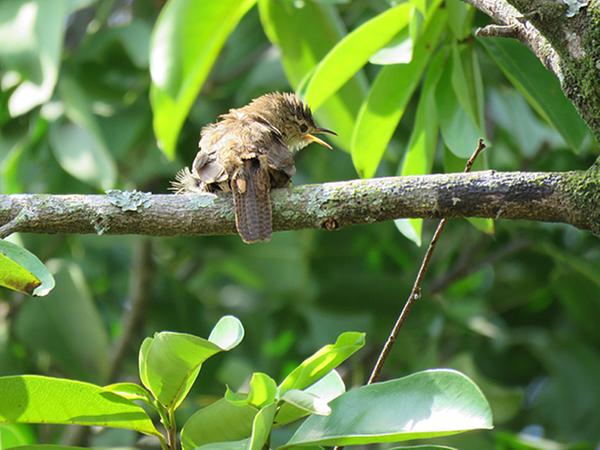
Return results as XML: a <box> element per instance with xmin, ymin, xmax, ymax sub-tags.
<box><xmin>0</xmin><ymin>0</ymin><xmax>599</xmax><ymax>449</ymax></box>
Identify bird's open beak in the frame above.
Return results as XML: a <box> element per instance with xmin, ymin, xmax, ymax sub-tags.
<box><xmin>305</xmin><ymin>127</ymin><xmax>337</xmax><ymax>150</ymax></box>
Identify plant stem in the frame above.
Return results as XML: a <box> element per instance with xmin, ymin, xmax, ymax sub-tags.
<box><xmin>166</xmin><ymin>408</ymin><xmax>178</xmax><ymax>450</ymax></box>
<box><xmin>367</xmin><ymin>138</ymin><xmax>486</xmax><ymax>384</ymax></box>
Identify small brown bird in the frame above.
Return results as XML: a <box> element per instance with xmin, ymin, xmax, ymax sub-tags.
<box><xmin>171</xmin><ymin>92</ymin><xmax>336</xmax><ymax>243</ymax></box>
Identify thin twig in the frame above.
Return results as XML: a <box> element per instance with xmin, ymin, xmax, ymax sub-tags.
<box><xmin>0</xmin><ymin>208</ymin><xmax>28</xmax><ymax>238</ymax></box>
<box><xmin>367</xmin><ymin>139</ymin><xmax>487</xmax><ymax>385</ymax></box>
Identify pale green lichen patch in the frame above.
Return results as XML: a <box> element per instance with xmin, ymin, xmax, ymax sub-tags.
<box><xmin>188</xmin><ymin>193</ymin><xmax>216</xmax><ymax>208</ymax></box>
<box><xmin>106</xmin><ymin>190</ymin><xmax>153</xmax><ymax>212</ymax></box>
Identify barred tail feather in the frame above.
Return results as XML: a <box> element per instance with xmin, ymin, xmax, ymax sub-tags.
<box><xmin>232</xmin><ymin>159</ymin><xmax>272</xmax><ymax>243</ymax></box>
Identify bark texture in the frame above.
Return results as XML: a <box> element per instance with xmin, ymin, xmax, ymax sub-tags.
<box><xmin>1</xmin><ymin>170</ymin><xmax>598</xmax><ymax>237</ymax></box>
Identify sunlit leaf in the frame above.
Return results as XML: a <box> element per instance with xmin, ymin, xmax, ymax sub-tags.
<box><xmin>275</xmin><ymin>370</ymin><xmax>345</xmax><ymax>426</ymax></box>
<box><xmin>281</xmin><ymin>389</ymin><xmax>331</xmax><ymax>416</ymax></box>
<box><xmin>181</xmin><ymin>398</ymin><xmax>257</xmax><ymax>450</ymax></box>
<box><xmin>0</xmin><ymin>240</ymin><xmax>54</xmax><ymax>296</ymax></box>
<box><xmin>226</xmin><ymin>372</ymin><xmax>277</xmax><ymax>408</ymax></box>
<box><xmin>284</xmin><ymin>369</ymin><xmax>493</xmax><ymax>447</ymax></box>
<box><xmin>351</xmin><ymin>11</ymin><xmax>446</xmax><ymax>178</ymax></box>
<box><xmin>0</xmin><ymin>375</ymin><xmax>160</xmax><ymax>437</ymax></box>
<box><xmin>150</xmin><ymin>0</ymin><xmax>257</xmax><ymax>158</ymax></box>
<box><xmin>279</xmin><ymin>332</ymin><xmax>364</xmax><ymax>394</ymax></box>
<box><xmin>103</xmin><ymin>382</ymin><xmax>153</xmax><ymax>403</ymax></box>
<box><xmin>303</xmin><ymin>2</ymin><xmax>412</xmax><ymax>110</ymax></box>
<box><xmin>139</xmin><ymin>316</ymin><xmax>244</xmax><ymax>408</ymax></box>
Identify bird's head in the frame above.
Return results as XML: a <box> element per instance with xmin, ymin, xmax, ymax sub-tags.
<box><xmin>250</xmin><ymin>92</ymin><xmax>336</xmax><ymax>152</ymax></box>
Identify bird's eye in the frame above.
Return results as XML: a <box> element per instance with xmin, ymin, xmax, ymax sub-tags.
<box><xmin>299</xmin><ymin>123</ymin><xmax>308</xmax><ymax>133</ymax></box>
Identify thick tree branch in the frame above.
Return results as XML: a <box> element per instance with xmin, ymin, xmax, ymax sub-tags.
<box><xmin>0</xmin><ymin>171</ymin><xmax>598</xmax><ymax>237</ymax></box>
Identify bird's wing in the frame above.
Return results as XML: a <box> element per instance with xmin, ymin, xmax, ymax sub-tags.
<box><xmin>194</xmin><ymin>129</ymin><xmax>229</xmax><ymax>184</ymax></box>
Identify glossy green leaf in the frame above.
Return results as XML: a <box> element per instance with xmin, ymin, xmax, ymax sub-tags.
<box><xmin>103</xmin><ymin>382</ymin><xmax>153</xmax><ymax>404</ymax></box>
<box><xmin>284</xmin><ymin>369</ymin><xmax>493</xmax><ymax>447</ymax></box>
<box><xmin>181</xmin><ymin>398</ymin><xmax>258</xmax><ymax>450</ymax></box>
<box><xmin>14</xmin><ymin>260</ymin><xmax>109</xmax><ymax>382</ymax></box>
<box><xmin>281</xmin><ymin>390</ymin><xmax>331</xmax><ymax>416</ymax></box>
<box><xmin>303</xmin><ymin>3</ymin><xmax>412</xmax><ymax>110</ymax></box>
<box><xmin>275</xmin><ymin>370</ymin><xmax>345</xmax><ymax>426</ymax></box>
<box><xmin>279</xmin><ymin>332</ymin><xmax>364</xmax><ymax>394</ymax></box>
<box><xmin>0</xmin><ymin>240</ymin><xmax>54</xmax><ymax>296</ymax></box>
<box><xmin>226</xmin><ymin>372</ymin><xmax>277</xmax><ymax>408</ymax></box>
<box><xmin>0</xmin><ymin>375</ymin><xmax>160</xmax><ymax>437</ymax></box>
<box><xmin>351</xmin><ymin>11</ymin><xmax>446</xmax><ymax>178</ymax></box>
<box><xmin>139</xmin><ymin>316</ymin><xmax>244</xmax><ymax>408</ymax></box>
<box><xmin>247</xmin><ymin>403</ymin><xmax>276</xmax><ymax>450</ymax></box>
<box><xmin>0</xmin><ymin>0</ymin><xmax>68</xmax><ymax>116</ymax></box>
<box><xmin>51</xmin><ymin>75</ymin><xmax>117</xmax><ymax>190</ymax></box>
<box><xmin>370</xmin><ymin>32</ymin><xmax>413</xmax><ymax>66</ymax></box>
<box><xmin>479</xmin><ymin>37</ymin><xmax>589</xmax><ymax>153</ymax></box>
<box><xmin>209</xmin><ymin>315</ymin><xmax>246</xmax><ymax>350</ymax></box>
<box><xmin>150</xmin><ymin>0</ymin><xmax>256</xmax><ymax>158</ymax></box>
<box><xmin>258</xmin><ymin>0</ymin><xmax>368</xmax><ymax>151</ymax></box>
<box><xmin>395</xmin><ymin>48</ymin><xmax>447</xmax><ymax>245</ymax></box>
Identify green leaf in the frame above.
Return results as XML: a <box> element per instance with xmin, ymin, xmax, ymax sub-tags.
<box><xmin>103</xmin><ymin>382</ymin><xmax>153</xmax><ymax>403</ymax></box>
<box><xmin>50</xmin><ymin>75</ymin><xmax>117</xmax><ymax>190</ymax></box>
<box><xmin>0</xmin><ymin>424</ymin><xmax>35</xmax><ymax>448</ymax></box>
<box><xmin>370</xmin><ymin>32</ymin><xmax>413</xmax><ymax>66</ymax></box>
<box><xmin>278</xmin><ymin>332</ymin><xmax>365</xmax><ymax>394</ymax></box>
<box><xmin>479</xmin><ymin>37</ymin><xmax>589</xmax><ymax>153</ymax></box>
<box><xmin>280</xmin><ymin>390</ymin><xmax>331</xmax><ymax>416</ymax></box>
<box><xmin>150</xmin><ymin>0</ymin><xmax>256</xmax><ymax>158</ymax></box>
<box><xmin>436</xmin><ymin>52</ymin><xmax>482</xmax><ymax>158</ymax></box>
<box><xmin>275</xmin><ymin>370</ymin><xmax>345</xmax><ymax>426</ymax></box>
<box><xmin>303</xmin><ymin>3</ymin><xmax>412</xmax><ymax>110</ymax></box>
<box><xmin>181</xmin><ymin>398</ymin><xmax>258</xmax><ymax>450</ymax></box>
<box><xmin>14</xmin><ymin>260</ymin><xmax>109</xmax><ymax>382</ymax></box>
<box><xmin>0</xmin><ymin>240</ymin><xmax>54</xmax><ymax>296</ymax></box>
<box><xmin>284</xmin><ymin>369</ymin><xmax>493</xmax><ymax>447</ymax></box>
<box><xmin>351</xmin><ymin>11</ymin><xmax>446</xmax><ymax>178</ymax></box>
<box><xmin>258</xmin><ymin>0</ymin><xmax>368</xmax><ymax>151</ymax></box>
<box><xmin>139</xmin><ymin>316</ymin><xmax>244</xmax><ymax>408</ymax></box>
<box><xmin>446</xmin><ymin>0</ymin><xmax>470</xmax><ymax>39</ymax></box>
<box><xmin>0</xmin><ymin>0</ymin><xmax>68</xmax><ymax>116</ymax></box>
<box><xmin>226</xmin><ymin>372</ymin><xmax>278</xmax><ymax>408</ymax></box>
<box><xmin>451</xmin><ymin>44</ymin><xmax>484</xmax><ymax>131</ymax></box>
<box><xmin>395</xmin><ymin>47</ymin><xmax>448</xmax><ymax>246</ymax></box>
<box><xmin>247</xmin><ymin>403</ymin><xmax>276</xmax><ymax>450</ymax></box>
<box><xmin>209</xmin><ymin>315</ymin><xmax>246</xmax><ymax>350</ymax></box>
<box><xmin>0</xmin><ymin>375</ymin><xmax>160</xmax><ymax>437</ymax></box>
